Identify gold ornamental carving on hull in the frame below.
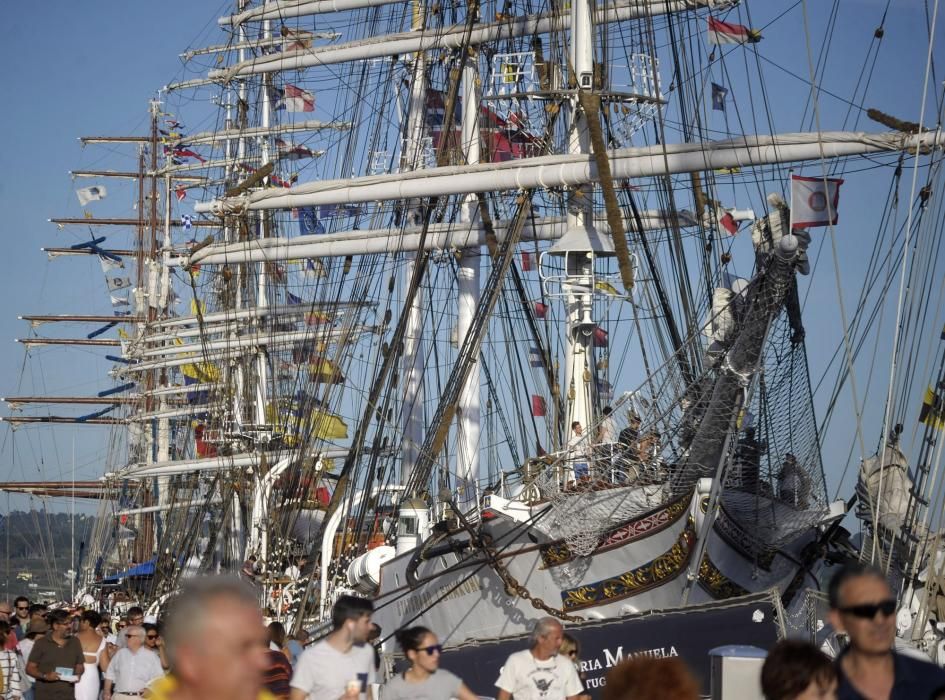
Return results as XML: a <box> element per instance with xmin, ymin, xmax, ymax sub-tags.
<box><xmin>540</xmin><ymin>491</ymin><xmax>692</xmax><ymax>569</ymax></box>
<box><xmin>559</xmin><ymin>519</ymin><xmax>696</xmax><ymax>611</ymax></box>
<box><xmin>697</xmin><ymin>554</ymin><xmax>750</xmax><ymax>599</ymax></box>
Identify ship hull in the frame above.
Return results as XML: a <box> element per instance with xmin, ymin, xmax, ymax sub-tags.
<box><xmin>413</xmin><ymin>590</ymin><xmax>784</xmax><ymax>699</ymax></box>
<box><xmin>372</xmin><ymin>482</ymin><xmax>820</xmax><ymax>645</ymax></box>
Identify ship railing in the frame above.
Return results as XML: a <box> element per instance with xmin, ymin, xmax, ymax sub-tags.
<box><xmin>522</xmin><ymin>442</ymin><xmax>670</xmax><ymax>501</ymax></box>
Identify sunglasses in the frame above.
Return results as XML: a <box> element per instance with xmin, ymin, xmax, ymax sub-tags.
<box><xmin>420</xmin><ymin>645</ymin><xmax>442</xmax><ymax>655</ymax></box>
<box><xmin>16</xmin><ymin>607</ymin><xmax>28</xmax><ymax>611</ymax></box>
<box><xmin>125</xmin><ymin>633</ymin><xmax>143</xmax><ymax>639</ymax></box>
<box><xmin>838</xmin><ymin>599</ymin><xmax>897</xmax><ymax>619</ymax></box>
<box><xmin>146</xmin><ymin>635</ymin><xmax>158</xmax><ymax>640</ymax></box>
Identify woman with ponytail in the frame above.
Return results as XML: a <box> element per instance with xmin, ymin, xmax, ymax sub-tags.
<box><xmin>381</xmin><ymin>627</ymin><xmax>478</xmax><ymax>700</ymax></box>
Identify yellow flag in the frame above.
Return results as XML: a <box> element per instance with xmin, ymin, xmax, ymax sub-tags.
<box><xmin>595</xmin><ymin>280</ymin><xmax>621</xmax><ymax>296</ymax></box>
<box><xmin>309</xmin><ymin>410</ymin><xmax>348</xmax><ymax>439</ymax></box>
<box><xmin>182</xmin><ymin>361</ymin><xmax>221</xmax><ymax>383</ymax></box>
<box><xmin>267</xmin><ymin>401</ymin><xmax>348</xmax><ymax>442</ymax></box>
<box><xmin>176</xmin><ymin>338</ymin><xmax>221</xmax><ymax>382</ymax></box>
<box><xmin>920</xmin><ymin>386</ymin><xmax>945</xmax><ymax>430</ymax></box>
<box><xmin>308</xmin><ymin>358</ymin><xmax>345</xmax><ymax>384</ymax></box>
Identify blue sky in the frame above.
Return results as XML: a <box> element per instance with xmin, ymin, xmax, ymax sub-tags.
<box><xmin>0</xmin><ymin>0</ymin><xmax>942</xmax><ymax>525</ymax></box>
<box><xmin>0</xmin><ymin>2</ymin><xmax>223</xmax><ymax>510</ymax></box>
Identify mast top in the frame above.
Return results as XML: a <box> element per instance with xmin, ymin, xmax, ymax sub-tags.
<box><xmin>546</xmin><ymin>220</ymin><xmax>615</xmax><ymax>257</ymax></box>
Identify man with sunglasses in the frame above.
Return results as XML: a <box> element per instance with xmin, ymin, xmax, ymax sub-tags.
<box><xmin>14</xmin><ymin>598</ymin><xmax>31</xmax><ymax>641</ymax></box>
<box><xmin>103</xmin><ymin>626</ymin><xmax>164</xmax><ymax>700</ymax></box>
<box><xmin>25</xmin><ymin>610</ymin><xmax>84</xmax><ymax>700</ymax></box>
<box><xmin>829</xmin><ymin>563</ymin><xmax>945</xmax><ymax>699</ymax></box>
<box><xmin>142</xmin><ymin>624</ymin><xmax>169</xmax><ymax>671</ymax></box>
<box><xmin>115</xmin><ymin>609</ymin><xmax>145</xmax><ymax>652</ymax></box>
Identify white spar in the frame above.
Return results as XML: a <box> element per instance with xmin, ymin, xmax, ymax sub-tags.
<box><xmin>219</xmin><ymin>0</ymin><xmax>729</xmax><ymax>26</ymax></box>
<box><xmin>170</xmin><ymin>120</ymin><xmax>350</xmax><ymax>147</ymax></box>
<box><xmin>171</xmin><ymin>0</ymin><xmax>734</xmax><ymax>89</ymax></box>
<box><xmin>195</xmin><ymin>130</ymin><xmax>945</xmax><ymax>216</ymax></box>
<box><xmin>114</xmin><ymin>449</ymin><xmax>350</xmax><ymax>478</ymax></box>
<box><xmin>221</xmin><ymin>0</ymin><xmax>414</xmax><ymax>26</ymax></box>
<box><xmin>146</xmin><ymin>301</ymin><xmax>371</xmax><ymax>329</ymax></box>
<box><xmin>185</xmin><ymin>212</ymin><xmax>699</xmax><ymax>266</ymax></box>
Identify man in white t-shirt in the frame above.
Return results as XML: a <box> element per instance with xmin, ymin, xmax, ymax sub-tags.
<box><xmin>596</xmin><ymin>406</ymin><xmax>618</xmax><ymax>445</ymax></box>
<box><xmin>495</xmin><ymin>618</ymin><xmax>583</xmax><ymax>700</ymax></box>
<box><xmin>290</xmin><ymin>595</ymin><xmax>376</xmax><ymax>700</ymax></box>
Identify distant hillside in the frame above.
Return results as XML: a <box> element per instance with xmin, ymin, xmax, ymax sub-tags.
<box><xmin>0</xmin><ymin>511</ymin><xmax>95</xmax><ymax>602</ymax></box>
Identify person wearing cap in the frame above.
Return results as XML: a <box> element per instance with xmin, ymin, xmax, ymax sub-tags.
<box><xmin>103</xmin><ymin>626</ymin><xmax>163</xmax><ymax>700</ymax></box>
<box><xmin>19</xmin><ymin>620</ymin><xmax>49</xmax><ymax>700</ymax></box>
<box><xmin>25</xmin><ymin>610</ymin><xmax>84</xmax><ymax>700</ymax></box>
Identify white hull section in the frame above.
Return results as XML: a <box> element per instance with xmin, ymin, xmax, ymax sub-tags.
<box><xmin>372</xmin><ymin>485</ymin><xmax>817</xmax><ymax>645</ymax></box>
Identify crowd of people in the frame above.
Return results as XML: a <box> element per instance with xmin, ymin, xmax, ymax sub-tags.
<box><xmin>0</xmin><ymin>562</ymin><xmax>942</xmax><ymax>699</ymax></box>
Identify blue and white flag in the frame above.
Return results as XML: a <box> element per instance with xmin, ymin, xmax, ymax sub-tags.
<box><xmin>110</xmin><ymin>294</ymin><xmax>130</xmax><ymax>307</ymax></box>
<box><xmin>77</xmin><ymin>185</ymin><xmax>107</xmax><ymax>206</ymax></box>
<box><xmin>299</xmin><ymin>207</ymin><xmax>325</xmax><ymax>235</ymax></box>
<box><xmin>711</xmin><ymin>82</ymin><xmax>728</xmax><ymax>111</ymax></box>
<box><xmin>182</xmin><ymin>215</ymin><xmax>193</xmax><ymax>230</ymax></box>
<box><xmin>528</xmin><ymin>346</ymin><xmax>543</xmax><ymax>367</ymax></box>
<box><xmin>286</xmin><ymin>291</ymin><xmax>304</xmax><ymax>305</ymax></box>
<box><xmin>597</xmin><ymin>379</ymin><xmax>614</xmax><ymax>403</ymax></box>
<box><xmin>100</xmin><ymin>254</ymin><xmax>124</xmax><ymax>273</ymax></box>
<box><xmin>319</xmin><ymin>204</ymin><xmax>362</xmax><ymax>219</ymax></box>
<box><xmin>425</xmin><ymin>89</ymin><xmax>461</xmax><ymax>127</ymax></box>
<box><xmin>106</xmin><ymin>276</ymin><xmax>132</xmax><ymax>292</ymax></box>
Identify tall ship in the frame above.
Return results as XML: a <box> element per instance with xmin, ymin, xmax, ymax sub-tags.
<box><xmin>4</xmin><ymin>0</ymin><xmax>945</xmax><ymax>684</ymax></box>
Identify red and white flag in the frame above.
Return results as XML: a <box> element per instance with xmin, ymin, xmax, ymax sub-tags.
<box><xmin>790</xmin><ymin>175</ymin><xmax>844</xmax><ymax>228</ymax></box>
<box><xmin>175</xmin><ymin>186</ymin><xmax>186</xmax><ymax>202</ymax></box>
<box><xmin>719</xmin><ymin>211</ymin><xmax>739</xmax><ymax>235</ymax></box>
<box><xmin>707</xmin><ymin>17</ymin><xmax>762</xmax><ymax>45</ymax></box>
<box><xmin>275</xmin><ymin>137</ymin><xmax>318</xmax><ymax>160</ymax></box>
<box><xmin>278</xmin><ymin>84</ymin><xmax>315</xmax><ymax>112</ymax></box>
